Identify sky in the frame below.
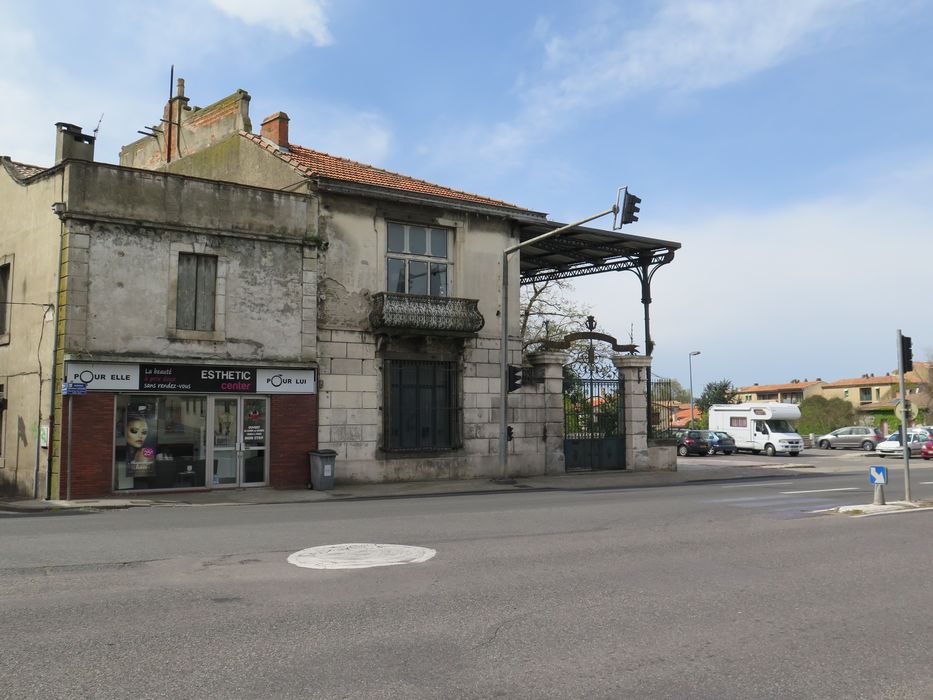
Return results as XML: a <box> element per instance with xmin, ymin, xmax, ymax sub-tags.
<box><xmin>2</xmin><ymin>0</ymin><xmax>932</xmax><ymax>393</ymax></box>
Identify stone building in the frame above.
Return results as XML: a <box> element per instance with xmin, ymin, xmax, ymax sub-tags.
<box><xmin>1</xmin><ymin>123</ymin><xmax>317</xmax><ymax>498</ymax></box>
<box><xmin>0</xmin><ymin>81</ymin><xmax>680</xmax><ymax>499</ymax></box>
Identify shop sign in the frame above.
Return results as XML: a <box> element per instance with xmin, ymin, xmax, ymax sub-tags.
<box><xmin>65</xmin><ymin>362</ymin><xmax>316</xmax><ymax>394</ymax></box>
<box><xmin>140</xmin><ymin>365</ymin><xmax>256</xmax><ymax>393</ymax></box>
<box><xmin>256</xmin><ymin>369</ymin><xmax>317</xmax><ymax>394</ymax></box>
<box><xmin>64</xmin><ymin>363</ymin><xmax>140</xmax><ymax>391</ymax></box>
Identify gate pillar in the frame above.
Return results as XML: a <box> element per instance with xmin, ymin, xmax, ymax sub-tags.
<box><xmin>612</xmin><ymin>354</ymin><xmax>653</xmax><ymax>470</ymax></box>
<box><xmin>526</xmin><ymin>350</ymin><xmax>568</xmax><ymax>474</ymax></box>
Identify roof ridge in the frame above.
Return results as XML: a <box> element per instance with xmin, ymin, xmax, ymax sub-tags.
<box><xmin>289</xmin><ymin>142</ymin><xmax>517</xmax><ymax>206</ymax></box>
<box><xmin>239</xmin><ymin>130</ymin><xmax>524</xmax><ymax>210</ymax></box>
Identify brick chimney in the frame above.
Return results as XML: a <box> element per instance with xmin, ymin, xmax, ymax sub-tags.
<box><xmin>261</xmin><ymin>112</ymin><xmax>290</xmax><ymax>149</ymax></box>
<box><xmin>55</xmin><ymin>122</ymin><xmax>95</xmax><ymax>164</ymax></box>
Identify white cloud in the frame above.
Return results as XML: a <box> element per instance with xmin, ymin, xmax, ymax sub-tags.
<box><xmin>572</xmin><ymin>151</ymin><xmax>933</xmax><ymax>387</ymax></box>
<box><xmin>437</xmin><ymin>0</ymin><xmax>872</xmax><ymax>165</ymax></box>
<box><xmin>209</xmin><ymin>0</ymin><xmax>333</xmax><ymax>45</ymax></box>
<box><xmin>283</xmin><ymin>105</ymin><xmax>392</xmax><ymax>165</ymax></box>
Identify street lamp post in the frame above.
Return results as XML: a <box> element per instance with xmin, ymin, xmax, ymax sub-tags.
<box><xmin>689</xmin><ymin>351</ymin><xmax>701</xmax><ymax>429</ymax></box>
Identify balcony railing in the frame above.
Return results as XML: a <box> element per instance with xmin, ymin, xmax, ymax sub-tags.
<box><xmin>369</xmin><ymin>292</ymin><xmax>485</xmax><ymax>337</ymax></box>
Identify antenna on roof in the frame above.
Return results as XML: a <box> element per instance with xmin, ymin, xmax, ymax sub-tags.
<box><xmin>93</xmin><ymin>113</ymin><xmax>104</xmax><ymax>139</ymax></box>
<box><xmin>166</xmin><ymin>64</ymin><xmax>174</xmax><ymax>163</ymax></box>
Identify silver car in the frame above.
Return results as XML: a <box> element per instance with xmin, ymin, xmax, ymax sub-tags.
<box><xmin>876</xmin><ymin>431</ymin><xmax>927</xmax><ymax>457</ymax></box>
<box><xmin>817</xmin><ymin>426</ymin><xmax>884</xmax><ymax>451</ymax></box>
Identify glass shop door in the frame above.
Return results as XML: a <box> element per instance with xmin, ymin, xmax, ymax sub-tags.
<box><xmin>210</xmin><ymin>396</ymin><xmax>268</xmax><ymax>487</ymax></box>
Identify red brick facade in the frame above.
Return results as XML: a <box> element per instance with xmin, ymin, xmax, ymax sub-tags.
<box><xmin>58</xmin><ymin>392</ymin><xmax>318</xmax><ymax>498</ymax></box>
<box><xmin>270</xmin><ymin>393</ymin><xmax>318</xmax><ymax>488</ymax></box>
<box><xmin>58</xmin><ymin>393</ymin><xmax>116</xmax><ymax>499</ymax></box>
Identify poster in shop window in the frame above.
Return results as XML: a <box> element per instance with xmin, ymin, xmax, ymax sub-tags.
<box><xmin>119</xmin><ymin>400</ymin><xmax>158</xmax><ymax>478</ymax></box>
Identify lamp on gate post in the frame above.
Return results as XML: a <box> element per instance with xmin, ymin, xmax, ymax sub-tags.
<box><xmin>689</xmin><ymin>351</ymin><xmax>701</xmax><ymax>429</ymax></box>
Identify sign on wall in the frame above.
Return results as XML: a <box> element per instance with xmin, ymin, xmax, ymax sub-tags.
<box><xmin>65</xmin><ymin>362</ymin><xmax>316</xmax><ymax>394</ymax></box>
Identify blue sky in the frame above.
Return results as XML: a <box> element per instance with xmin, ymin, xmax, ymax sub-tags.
<box><xmin>3</xmin><ymin>0</ymin><xmax>932</xmax><ymax>392</ymax></box>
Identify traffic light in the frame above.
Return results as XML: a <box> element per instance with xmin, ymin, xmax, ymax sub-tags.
<box><xmin>901</xmin><ymin>334</ymin><xmax>913</xmax><ymax>372</ymax></box>
<box><xmin>507</xmin><ymin>425</ymin><xmax>514</xmax><ymax>442</ymax></box>
<box><xmin>507</xmin><ymin>365</ymin><xmax>523</xmax><ymax>392</ymax></box>
<box><xmin>621</xmin><ymin>189</ymin><xmax>641</xmax><ymax>225</ymax></box>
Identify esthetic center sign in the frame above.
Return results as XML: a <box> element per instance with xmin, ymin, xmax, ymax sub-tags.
<box><xmin>65</xmin><ymin>362</ymin><xmax>316</xmax><ymax>394</ymax></box>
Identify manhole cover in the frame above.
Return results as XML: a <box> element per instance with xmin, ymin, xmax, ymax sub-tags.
<box><xmin>287</xmin><ymin>543</ymin><xmax>436</xmax><ymax>570</ymax></box>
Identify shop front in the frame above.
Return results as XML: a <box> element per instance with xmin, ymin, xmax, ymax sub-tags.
<box><xmin>59</xmin><ymin>362</ymin><xmax>317</xmax><ymax>497</ymax></box>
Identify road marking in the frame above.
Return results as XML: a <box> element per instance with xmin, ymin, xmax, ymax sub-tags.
<box><xmin>920</xmin><ymin>481</ymin><xmax>933</xmax><ymax>485</ymax></box>
<box><xmin>721</xmin><ymin>481</ymin><xmax>792</xmax><ymax>489</ymax></box>
<box><xmin>779</xmin><ymin>487</ymin><xmax>860</xmax><ymax>494</ymax></box>
<box><xmin>288</xmin><ymin>543</ymin><xmax>436</xmax><ymax>570</ymax></box>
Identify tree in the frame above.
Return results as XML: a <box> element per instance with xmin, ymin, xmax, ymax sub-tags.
<box><xmin>519</xmin><ymin>279</ymin><xmax>618</xmax><ymax>378</ymax></box>
<box><xmin>667</xmin><ymin>379</ymin><xmax>692</xmax><ymax>404</ymax></box>
<box><xmin>696</xmin><ymin>379</ymin><xmax>737</xmax><ymax>413</ymax></box>
<box><xmin>797</xmin><ymin>396</ymin><xmax>857</xmax><ymax>436</ymax></box>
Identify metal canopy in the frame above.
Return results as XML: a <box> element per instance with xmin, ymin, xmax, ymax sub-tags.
<box><xmin>517</xmin><ymin>221</ymin><xmax>681</xmax><ymax>285</ymax></box>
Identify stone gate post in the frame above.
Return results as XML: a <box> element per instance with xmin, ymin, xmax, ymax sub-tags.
<box><xmin>612</xmin><ymin>354</ymin><xmax>657</xmax><ymax>470</ymax></box>
<box><xmin>526</xmin><ymin>350</ymin><xmax>568</xmax><ymax>475</ymax></box>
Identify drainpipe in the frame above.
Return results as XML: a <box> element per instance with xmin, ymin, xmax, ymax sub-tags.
<box><xmin>44</xmin><ymin>169</ymin><xmax>67</xmax><ymax>499</ymax></box>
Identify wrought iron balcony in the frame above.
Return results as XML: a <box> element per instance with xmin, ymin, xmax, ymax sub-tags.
<box><xmin>369</xmin><ymin>292</ymin><xmax>485</xmax><ymax>337</ymax></box>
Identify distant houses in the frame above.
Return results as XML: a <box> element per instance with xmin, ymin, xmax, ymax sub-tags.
<box><xmin>735</xmin><ymin>361</ymin><xmax>933</xmax><ymax>428</ymax></box>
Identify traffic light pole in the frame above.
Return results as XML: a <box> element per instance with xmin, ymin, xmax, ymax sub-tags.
<box><xmin>897</xmin><ymin>328</ymin><xmax>912</xmax><ymax>502</ymax></box>
<box><xmin>498</xmin><ymin>204</ymin><xmax>619</xmax><ymax>479</ymax></box>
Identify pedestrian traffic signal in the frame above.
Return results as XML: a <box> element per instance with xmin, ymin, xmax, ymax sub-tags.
<box><xmin>507</xmin><ymin>365</ymin><xmax>523</xmax><ymax>392</ymax></box>
<box><xmin>621</xmin><ymin>189</ymin><xmax>641</xmax><ymax>225</ymax></box>
<box><xmin>901</xmin><ymin>334</ymin><xmax>913</xmax><ymax>372</ymax></box>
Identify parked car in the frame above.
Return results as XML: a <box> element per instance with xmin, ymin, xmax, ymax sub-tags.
<box><xmin>816</xmin><ymin>426</ymin><xmax>884</xmax><ymax>451</ymax></box>
<box><xmin>676</xmin><ymin>429</ymin><xmax>709</xmax><ymax>457</ymax></box>
<box><xmin>922</xmin><ymin>440</ymin><xmax>933</xmax><ymax>461</ymax></box>
<box><xmin>706</xmin><ymin>431</ymin><xmax>736</xmax><ymax>455</ymax></box>
<box><xmin>876</xmin><ymin>431</ymin><xmax>928</xmax><ymax>457</ymax></box>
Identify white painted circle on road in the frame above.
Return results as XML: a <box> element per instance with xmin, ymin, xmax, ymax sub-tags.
<box><xmin>287</xmin><ymin>543</ymin><xmax>436</xmax><ymax>570</ymax></box>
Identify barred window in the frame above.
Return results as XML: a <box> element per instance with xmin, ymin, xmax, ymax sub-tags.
<box><xmin>384</xmin><ymin>359</ymin><xmax>459</xmax><ymax>450</ymax></box>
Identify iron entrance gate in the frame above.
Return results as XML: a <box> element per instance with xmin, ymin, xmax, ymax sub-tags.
<box><xmin>563</xmin><ymin>376</ymin><xmax>625</xmax><ymax>471</ymax></box>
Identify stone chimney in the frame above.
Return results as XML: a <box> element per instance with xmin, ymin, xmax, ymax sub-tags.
<box><xmin>55</xmin><ymin>123</ymin><xmax>95</xmax><ymax>164</ymax></box>
<box><xmin>261</xmin><ymin>112</ymin><xmax>290</xmax><ymax>149</ymax></box>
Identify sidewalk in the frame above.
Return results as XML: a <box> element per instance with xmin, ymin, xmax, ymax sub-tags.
<box><xmin>0</xmin><ymin>460</ymin><xmax>806</xmax><ymax>512</ymax></box>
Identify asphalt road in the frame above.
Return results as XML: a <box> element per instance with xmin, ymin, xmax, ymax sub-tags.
<box><xmin>3</xmin><ymin>460</ymin><xmax>933</xmax><ymax>699</ymax></box>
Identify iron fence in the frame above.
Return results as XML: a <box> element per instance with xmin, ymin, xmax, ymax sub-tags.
<box><xmin>650</xmin><ymin>374</ymin><xmax>675</xmax><ymax>439</ymax></box>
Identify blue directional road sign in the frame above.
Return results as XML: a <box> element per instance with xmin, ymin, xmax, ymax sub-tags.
<box><xmin>869</xmin><ymin>466</ymin><xmax>888</xmax><ymax>485</ymax></box>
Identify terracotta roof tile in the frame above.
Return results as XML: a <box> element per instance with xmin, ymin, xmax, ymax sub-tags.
<box><xmin>737</xmin><ymin>380</ymin><xmax>822</xmax><ymax>393</ymax></box>
<box><xmin>822</xmin><ymin>375</ymin><xmax>900</xmax><ymax>388</ymax></box>
<box><xmin>9</xmin><ymin>161</ymin><xmax>46</xmax><ymax>178</ymax></box>
<box><xmin>240</xmin><ymin>132</ymin><xmax>530</xmax><ymax>211</ymax></box>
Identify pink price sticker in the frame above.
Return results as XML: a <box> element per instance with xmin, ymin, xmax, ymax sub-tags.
<box><xmin>142</xmin><ymin>447</ymin><xmax>155</xmax><ymax>459</ymax></box>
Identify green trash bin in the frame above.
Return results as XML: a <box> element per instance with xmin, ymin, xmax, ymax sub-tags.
<box><xmin>308</xmin><ymin>449</ymin><xmax>337</xmax><ymax>490</ymax></box>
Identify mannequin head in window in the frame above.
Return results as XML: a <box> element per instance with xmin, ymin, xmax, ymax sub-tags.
<box><xmin>126</xmin><ymin>415</ymin><xmax>150</xmax><ymax>449</ymax></box>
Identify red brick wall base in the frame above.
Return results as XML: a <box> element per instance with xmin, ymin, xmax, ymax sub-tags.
<box><xmin>58</xmin><ymin>393</ymin><xmax>318</xmax><ymax>498</ymax></box>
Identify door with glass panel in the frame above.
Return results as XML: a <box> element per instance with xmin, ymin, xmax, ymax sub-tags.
<box><xmin>211</xmin><ymin>396</ymin><xmax>268</xmax><ymax>487</ymax></box>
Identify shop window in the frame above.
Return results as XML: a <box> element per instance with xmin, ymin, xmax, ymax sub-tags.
<box><xmin>386</xmin><ymin>222</ymin><xmax>450</xmax><ymax>296</ymax></box>
<box><xmin>114</xmin><ymin>395</ymin><xmax>207</xmax><ymax>490</ymax></box>
<box><xmin>384</xmin><ymin>359</ymin><xmax>459</xmax><ymax>450</ymax></box>
<box><xmin>0</xmin><ymin>258</ymin><xmax>11</xmax><ymax>342</ymax></box>
<box><xmin>176</xmin><ymin>253</ymin><xmax>217</xmax><ymax>331</ymax></box>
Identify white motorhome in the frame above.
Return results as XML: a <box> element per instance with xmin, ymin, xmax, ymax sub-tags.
<box><xmin>708</xmin><ymin>403</ymin><xmax>804</xmax><ymax>456</ymax></box>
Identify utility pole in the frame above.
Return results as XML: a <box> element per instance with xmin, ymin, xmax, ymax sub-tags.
<box><xmin>897</xmin><ymin>329</ymin><xmax>913</xmax><ymax>502</ymax></box>
<box><xmin>498</xmin><ymin>202</ymin><xmax>621</xmax><ymax>478</ymax></box>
